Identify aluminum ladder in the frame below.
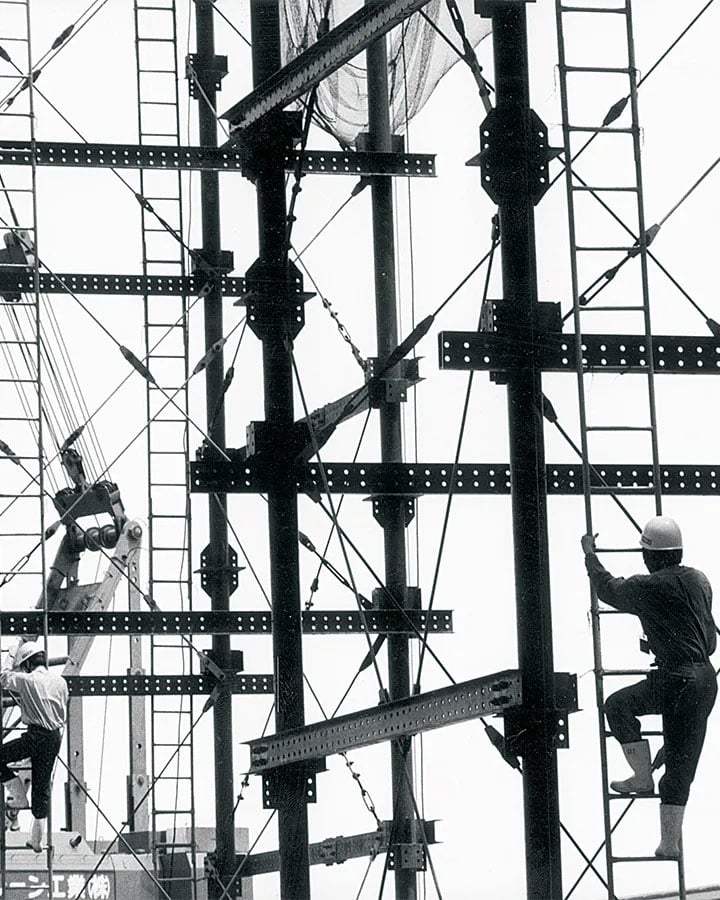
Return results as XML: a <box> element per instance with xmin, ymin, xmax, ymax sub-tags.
<box><xmin>133</xmin><ymin>2</ymin><xmax>196</xmax><ymax>896</ymax></box>
<box><xmin>554</xmin><ymin>2</ymin><xmax>684</xmax><ymax>899</ymax></box>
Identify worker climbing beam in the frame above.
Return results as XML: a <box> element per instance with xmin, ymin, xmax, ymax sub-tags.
<box><xmin>190</xmin><ymin>460</ymin><xmax>720</xmax><ymax>496</ymax></box>
<box><xmin>0</xmin><ymin>141</ymin><xmax>436</xmax><ymax>177</ymax></box>
<box><xmin>439</xmin><ymin>331</ymin><xmax>720</xmax><ymax>374</ymax></box>
<box><xmin>0</xmin><ymin>609</ymin><xmax>453</xmax><ymax>635</ymax></box>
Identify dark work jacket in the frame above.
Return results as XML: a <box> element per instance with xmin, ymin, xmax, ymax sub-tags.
<box><xmin>585</xmin><ymin>555</ymin><xmax>717</xmax><ymax>666</ymax></box>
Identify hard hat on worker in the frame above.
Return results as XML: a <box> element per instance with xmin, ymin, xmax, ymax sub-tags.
<box><xmin>12</xmin><ymin>640</ymin><xmax>44</xmax><ymax>670</ymax></box>
<box><xmin>640</xmin><ymin>516</ymin><xmax>683</xmax><ymax>551</ymax></box>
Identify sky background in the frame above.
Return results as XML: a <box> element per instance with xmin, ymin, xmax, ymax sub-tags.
<box><xmin>3</xmin><ymin>1</ymin><xmax>720</xmax><ymax>898</ymax></box>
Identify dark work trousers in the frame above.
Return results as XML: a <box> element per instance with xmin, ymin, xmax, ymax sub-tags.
<box><xmin>0</xmin><ymin>723</ymin><xmax>62</xmax><ymax>817</ymax></box>
<box><xmin>605</xmin><ymin>663</ymin><xmax>717</xmax><ymax>805</ymax></box>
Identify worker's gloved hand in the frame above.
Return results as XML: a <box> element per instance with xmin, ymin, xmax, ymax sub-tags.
<box><xmin>581</xmin><ymin>533</ymin><xmax>598</xmax><ymax>555</ymax></box>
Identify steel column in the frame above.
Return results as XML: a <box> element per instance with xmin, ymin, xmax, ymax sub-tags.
<box><xmin>485</xmin><ymin>4</ymin><xmax>562</xmax><ymax>897</ymax></box>
<box><xmin>250</xmin><ymin>2</ymin><xmax>311</xmax><ymax>898</ymax></box>
<box><xmin>193</xmin><ymin>2</ymin><xmax>236</xmax><ymax>896</ymax></box>
<box><xmin>365</xmin><ymin>9</ymin><xmax>417</xmax><ymax>898</ymax></box>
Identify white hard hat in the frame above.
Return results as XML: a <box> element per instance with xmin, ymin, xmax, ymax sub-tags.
<box><xmin>12</xmin><ymin>640</ymin><xmax>43</xmax><ymax>670</ymax></box>
<box><xmin>640</xmin><ymin>516</ymin><xmax>683</xmax><ymax>551</ymax></box>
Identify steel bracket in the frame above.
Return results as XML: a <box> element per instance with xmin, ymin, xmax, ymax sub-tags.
<box><xmin>371</xmin><ymin>494</ymin><xmax>417</xmax><ymax>528</ymax></box>
<box><xmin>191</xmin><ymin>248</ymin><xmax>234</xmax><ymax>274</ymax></box>
<box><xmin>199</xmin><ymin>543</ymin><xmax>242</xmax><ymax>596</ymax></box>
<box><xmin>467</xmin><ymin>108</ymin><xmax>557</xmax><ymax>205</ymax></box>
<box><xmin>476</xmin><ymin>0</ymin><xmax>535</xmax><ymax>13</ymax></box>
<box><xmin>261</xmin><ymin>758</ymin><xmax>327</xmax><ymax>809</ymax></box>
<box><xmin>364</xmin><ymin>356</ymin><xmax>420</xmax><ymax>408</ymax></box>
<box><xmin>185</xmin><ymin>53</ymin><xmax>228</xmax><ymax>98</ymax></box>
<box><xmin>371</xmin><ymin>585</ymin><xmax>421</xmax><ymax>612</ymax></box>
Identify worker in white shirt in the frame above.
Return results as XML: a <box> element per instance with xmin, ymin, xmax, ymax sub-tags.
<box><xmin>0</xmin><ymin>640</ymin><xmax>69</xmax><ymax>852</ymax></box>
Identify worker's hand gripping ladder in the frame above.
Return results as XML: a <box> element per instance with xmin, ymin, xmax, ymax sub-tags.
<box><xmin>554</xmin><ymin>2</ymin><xmax>685</xmax><ymax>899</ymax></box>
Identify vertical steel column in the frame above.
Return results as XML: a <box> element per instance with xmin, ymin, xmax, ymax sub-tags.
<box><xmin>365</xmin><ymin>10</ymin><xmax>416</xmax><ymax>900</ymax></box>
<box><xmin>250</xmin><ymin>3</ymin><xmax>311</xmax><ymax>897</ymax></box>
<box><xmin>193</xmin><ymin>2</ymin><xmax>235</xmax><ymax>895</ymax></box>
<box><xmin>486</xmin><ymin>4</ymin><xmax>562</xmax><ymax>897</ymax></box>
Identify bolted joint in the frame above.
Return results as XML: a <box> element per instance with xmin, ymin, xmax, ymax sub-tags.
<box><xmin>476</xmin><ymin>0</ymin><xmax>536</xmax><ymax>14</ymax></box>
<box><xmin>198</xmin><ymin>542</ymin><xmax>242</xmax><ymax>597</ymax></box>
<box><xmin>261</xmin><ymin>759</ymin><xmax>327</xmax><ymax>810</ymax></box>
<box><xmin>371</xmin><ymin>494</ymin><xmax>416</xmax><ymax>529</ymax></box>
<box><xmin>485</xmin><ymin>301</ymin><xmax>562</xmax><ymax>386</ymax></box>
<box><xmin>185</xmin><ymin>53</ymin><xmax>228</xmax><ymax>99</ymax></box>
<box><xmin>364</xmin><ymin>356</ymin><xmax>421</xmax><ymax>408</ymax></box>
<box><xmin>239</xmin><ymin>258</ymin><xmax>313</xmax><ymax>341</ymax></box>
<box><xmin>245</xmin><ymin>420</ymin><xmax>311</xmax><ymax>467</ymax></box>
<box><xmin>191</xmin><ymin>248</ymin><xmax>234</xmax><ymax>275</ymax></box>
<box><xmin>387</xmin><ymin>842</ymin><xmax>426</xmax><ymax>872</ymax></box>
<box><xmin>503</xmin><ymin>672</ymin><xmax>578</xmax><ymax>756</ymax></box>
<box><xmin>227</xmin><ymin>110</ymin><xmax>303</xmax><ymax>181</ymax></box>
<box><xmin>467</xmin><ymin>107</ymin><xmax>560</xmax><ymax>205</ymax></box>
<box><xmin>370</xmin><ymin>585</ymin><xmax>421</xmax><ymax>611</ymax></box>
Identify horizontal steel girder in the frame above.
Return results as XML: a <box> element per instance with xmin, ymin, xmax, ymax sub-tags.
<box><xmin>190</xmin><ymin>460</ymin><xmax>720</xmax><ymax>495</ymax></box>
<box><xmin>439</xmin><ymin>331</ymin><xmax>720</xmax><ymax>374</ymax></box>
<box><xmin>247</xmin><ymin>670</ymin><xmax>522</xmax><ymax>771</ymax></box>
<box><xmin>0</xmin><ymin>141</ymin><xmax>435</xmax><ymax>177</ymax></box>
<box><xmin>0</xmin><ymin>609</ymin><xmax>452</xmax><ymax>635</ymax></box>
<box><xmin>64</xmin><ymin>674</ymin><xmax>273</xmax><ymax>695</ymax></box>
<box><xmin>237</xmin><ymin>821</ymin><xmax>437</xmax><ymax>875</ymax></box>
<box><xmin>222</xmin><ymin>0</ymin><xmax>433</xmax><ymax>130</ymax></box>
<box><xmin>0</xmin><ymin>271</ymin><xmax>246</xmax><ymax>296</ymax></box>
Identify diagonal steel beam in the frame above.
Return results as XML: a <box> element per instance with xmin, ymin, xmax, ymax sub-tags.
<box><xmin>247</xmin><ymin>670</ymin><xmax>522</xmax><ymax>770</ymax></box>
<box><xmin>221</xmin><ymin>0</ymin><xmax>433</xmax><ymax>132</ymax></box>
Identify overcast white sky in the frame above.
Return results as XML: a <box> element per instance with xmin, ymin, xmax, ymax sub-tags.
<box><xmin>3</xmin><ymin>1</ymin><xmax>720</xmax><ymax>898</ymax></box>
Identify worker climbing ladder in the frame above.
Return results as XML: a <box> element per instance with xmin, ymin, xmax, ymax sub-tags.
<box><xmin>554</xmin><ymin>2</ymin><xmax>685</xmax><ymax>899</ymax></box>
<box><xmin>133</xmin><ymin>1</ymin><xmax>197</xmax><ymax>895</ymax></box>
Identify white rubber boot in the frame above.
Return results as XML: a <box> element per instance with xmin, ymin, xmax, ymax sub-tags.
<box><xmin>609</xmin><ymin>740</ymin><xmax>654</xmax><ymax>794</ymax></box>
<box><xmin>655</xmin><ymin>804</ymin><xmax>685</xmax><ymax>859</ymax></box>
<box><xmin>4</xmin><ymin>775</ymin><xmax>28</xmax><ymax>809</ymax></box>
<box><xmin>25</xmin><ymin>817</ymin><xmax>44</xmax><ymax>853</ymax></box>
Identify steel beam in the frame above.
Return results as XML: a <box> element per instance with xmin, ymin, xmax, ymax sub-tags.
<box><xmin>64</xmin><ymin>674</ymin><xmax>273</xmax><ymax>695</ymax></box>
<box><xmin>0</xmin><ymin>609</ymin><xmax>452</xmax><ymax>635</ymax></box>
<box><xmin>478</xmin><ymin>4</ymin><xmax>562</xmax><ymax>897</ymax></box>
<box><xmin>190</xmin><ymin>460</ymin><xmax>720</xmax><ymax>495</ymax></box>
<box><xmin>439</xmin><ymin>331</ymin><xmax>720</xmax><ymax>374</ymax></box>
<box><xmin>247</xmin><ymin>671</ymin><xmax>522</xmax><ymax>770</ymax></box>
<box><xmin>0</xmin><ymin>271</ymin><xmax>246</xmax><ymax>296</ymax></box>
<box><xmin>0</xmin><ymin>141</ymin><xmax>435</xmax><ymax>177</ymax></box>
<box><xmin>237</xmin><ymin>821</ymin><xmax>437</xmax><ymax>875</ymax></box>
<box><xmin>222</xmin><ymin>0</ymin><xmax>433</xmax><ymax>131</ymax></box>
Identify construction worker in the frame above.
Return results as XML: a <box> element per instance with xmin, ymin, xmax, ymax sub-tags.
<box><xmin>0</xmin><ymin>640</ymin><xmax>68</xmax><ymax>852</ymax></box>
<box><xmin>581</xmin><ymin>516</ymin><xmax>717</xmax><ymax>860</ymax></box>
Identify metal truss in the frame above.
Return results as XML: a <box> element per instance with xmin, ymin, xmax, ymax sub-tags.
<box><xmin>65</xmin><ymin>674</ymin><xmax>273</xmax><ymax>695</ymax></box>
<box><xmin>0</xmin><ymin>271</ymin><xmax>247</xmax><ymax>296</ymax></box>
<box><xmin>238</xmin><ymin>821</ymin><xmax>438</xmax><ymax>875</ymax></box>
<box><xmin>190</xmin><ymin>459</ymin><xmax>720</xmax><ymax>495</ymax></box>
<box><xmin>248</xmin><ymin>670</ymin><xmax>522</xmax><ymax>770</ymax></box>
<box><xmin>0</xmin><ymin>609</ymin><xmax>452</xmax><ymax>635</ymax></box>
<box><xmin>439</xmin><ymin>331</ymin><xmax>720</xmax><ymax>374</ymax></box>
<box><xmin>0</xmin><ymin>141</ymin><xmax>435</xmax><ymax>177</ymax></box>
<box><xmin>221</xmin><ymin>0</ymin><xmax>434</xmax><ymax>131</ymax></box>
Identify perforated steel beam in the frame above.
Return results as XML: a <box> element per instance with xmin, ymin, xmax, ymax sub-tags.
<box><xmin>439</xmin><ymin>331</ymin><xmax>720</xmax><ymax>374</ymax></box>
<box><xmin>0</xmin><ymin>271</ymin><xmax>246</xmax><ymax>296</ymax></box>
<box><xmin>64</xmin><ymin>674</ymin><xmax>273</xmax><ymax>695</ymax></box>
<box><xmin>237</xmin><ymin>821</ymin><xmax>438</xmax><ymax>875</ymax></box>
<box><xmin>0</xmin><ymin>141</ymin><xmax>435</xmax><ymax>177</ymax></box>
<box><xmin>191</xmin><ymin>460</ymin><xmax>720</xmax><ymax>495</ymax></box>
<box><xmin>0</xmin><ymin>609</ymin><xmax>452</xmax><ymax>635</ymax></box>
<box><xmin>247</xmin><ymin>670</ymin><xmax>522</xmax><ymax>771</ymax></box>
<box><xmin>222</xmin><ymin>0</ymin><xmax>433</xmax><ymax>131</ymax></box>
